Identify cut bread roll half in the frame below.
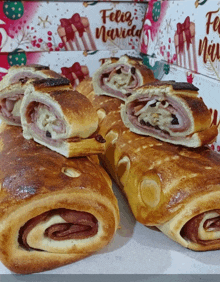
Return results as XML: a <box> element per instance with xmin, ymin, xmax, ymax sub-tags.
<box><xmin>92</xmin><ymin>55</ymin><xmax>156</xmax><ymax>101</ymax></box>
<box><xmin>121</xmin><ymin>81</ymin><xmax>218</xmax><ymax>147</ymax></box>
<box><xmin>20</xmin><ymin>78</ymin><xmax>106</xmax><ymax>157</ymax></box>
<box><xmin>0</xmin><ymin>124</ymin><xmax>119</xmax><ymax>274</ymax></box>
<box><xmin>0</xmin><ymin>65</ymin><xmax>67</xmax><ymax>126</ymax></box>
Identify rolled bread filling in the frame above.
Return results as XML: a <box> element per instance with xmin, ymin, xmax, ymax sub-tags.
<box><xmin>18</xmin><ymin>209</ymin><xmax>98</xmax><ymax>252</ymax></box>
<box><xmin>0</xmin><ymin>70</ymin><xmax>53</xmax><ymax>125</ymax></box>
<box><xmin>125</xmin><ymin>94</ymin><xmax>192</xmax><ymax>140</ymax></box>
<box><xmin>181</xmin><ymin>210</ymin><xmax>220</xmax><ymax>245</ymax></box>
<box><xmin>100</xmin><ymin>65</ymin><xmax>140</xmax><ymax>99</ymax></box>
<box><xmin>25</xmin><ymin>99</ymin><xmax>67</xmax><ymax>146</ymax></box>
<box><xmin>0</xmin><ymin>94</ymin><xmax>23</xmax><ymax>125</ymax></box>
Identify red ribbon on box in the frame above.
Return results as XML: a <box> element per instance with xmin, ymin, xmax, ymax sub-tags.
<box><xmin>176</xmin><ymin>16</ymin><xmax>192</xmax><ymax>53</ymax></box>
<box><xmin>60</xmin><ymin>13</ymin><xmax>85</xmax><ymax>42</ymax></box>
<box><xmin>61</xmin><ymin>62</ymin><xmax>86</xmax><ymax>85</ymax></box>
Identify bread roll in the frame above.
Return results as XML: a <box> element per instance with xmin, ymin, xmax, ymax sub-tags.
<box><xmin>77</xmin><ymin>78</ymin><xmax>220</xmax><ymax>251</ymax></box>
<box><xmin>20</xmin><ymin>78</ymin><xmax>106</xmax><ymax>158</ymax></box>
<box><xmin>0</xmin><ymin>65</ymin><xmax>65</xmax><ymax>126</ymax></box>
<box><xmin>121</xmin><ymin>81</ymin><xmax>218</xmax><ymax>147</ymax></box>
<box><xmin>92</xmin><ymin>55</ymin><xmax>156</xmax><ymax>101</ymax></box>
<box><xmin>0</xmin><ymin>124</ymin><xmax>119</xmax><ymax>274</ymax></box>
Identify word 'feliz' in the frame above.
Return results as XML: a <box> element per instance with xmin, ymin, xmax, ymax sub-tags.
<box><xmin>199</xmin><ymin>9</ymin><xmax>220</xmax><ymax>63</ymax></box>
<box><xmin>96</xmin><ymin>8</ymin><xmax>142</xmax><ymax>42</ymax></box>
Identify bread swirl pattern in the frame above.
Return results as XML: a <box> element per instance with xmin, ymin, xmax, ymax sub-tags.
<box><xmin>77</xmin><ymin>78</ymin><xmax>220</xmax><ymax>251</ymax></box>
<box><xmin>121</xmin><ymin>81</ymin><xmax>218</xmax><ymax>147</ymax></box>
<box><xmin>0</xmin><ymin>124</ymin><xmax>119</xmax><ymax>273</ymax></box>
<box><xmin>20</xmin><ymin>78</ymin><xmax>106</xmax><ymax>157</ymax></box>
<box><xmin>92</xmin><ymin>55</ymin><xmax>156</xmax><ymax>101</ymax></box>
<box><xmin>0</xmin><ymin>65</ymin><xmax>65</xmax><ymax>126</ymax></box>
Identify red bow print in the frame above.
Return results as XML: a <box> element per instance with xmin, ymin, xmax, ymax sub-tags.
<box><xmin>60</xmin><ymin>14</ymin><xmax>85</xmax><ymax>42</ymax></box>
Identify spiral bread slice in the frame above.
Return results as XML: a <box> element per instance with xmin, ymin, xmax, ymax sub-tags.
<box><xmin>0</xmin><ymin>124</ymin><xmax>119</xmax><ymax>274</ymax></box>
<box><xmin>0</xmin><ymin>65</ymin><xmax>65</xmax><ymax>126</ymax></box>
<box><xmin>92</xmin><ymin>55</ymin><xmax>156</xmax><ymax>101</ymax></box>
<box><xmin>20</xmin><ymin>78</ymin><xmax>106</xmax><ymax>158</ymax></box>
<box><xmin>121</xmin><ymin>81</ymin><xmax>218</xmax><ymax>147</ymax></box>
<box><xmin>77</xmin><ymin>78</ymin><xmax>220</xmax><ymax>251</ymax></box>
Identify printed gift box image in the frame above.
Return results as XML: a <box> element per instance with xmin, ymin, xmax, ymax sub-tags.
<box><xmin>0</xmin><ymin>1</ymin><xmax>147</xmax><ymax>53</ymax></box>
<box><xmin>140</xmin><ymin>0</ymin><xmax>220</xmax><ymax>80</ymax></box>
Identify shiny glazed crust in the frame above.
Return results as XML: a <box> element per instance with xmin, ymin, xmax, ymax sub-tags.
<box><xmin>0</xmin><ymin>124</ymin><xmax>119</xmax><ymax>273</ymax></box>
<box><xmin>77</xmin><ymin>78</ymin><xmax>220</xmax><ymax>251</ymax></box>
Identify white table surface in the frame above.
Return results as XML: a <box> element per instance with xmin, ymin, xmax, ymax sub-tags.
<box><xmin>1</xmin><ymin>181</ymin><xmax>220</xmax><ymax>275</ymax></box>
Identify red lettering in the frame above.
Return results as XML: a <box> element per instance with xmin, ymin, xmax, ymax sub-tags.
<box><xmin>206</xmin><ymin>9</ymin><xmax>220</xmax><ymax>34</ymax></box>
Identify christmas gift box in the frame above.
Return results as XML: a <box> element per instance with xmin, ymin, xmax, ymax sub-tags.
<box><xmin>139</xmin><ymin>0</ymin><xmax>220</xmax><ymax>81</ymax></box>
<box><xmin>0</xmin><ymin>1</ymin><xmax>147</xmax><ymax>53</ymax></box>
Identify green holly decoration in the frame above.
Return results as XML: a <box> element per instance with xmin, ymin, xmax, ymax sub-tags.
<box><xmin>8</xmin><ymin>49</ymin><xmax>27</xmax><ymax>66</ymax></box>
<box><xmin>3</xmin><ymin>1</ymin><xmax>24</xmax><ymax>20</ymax></box>
<box><xmin>152</xmin><ymin>1</ymin><xmax>161</xmax><ymax>22</ymax></box>
<box><xmin>163</xmin><ymin>64</ymin><xmax>170</xmax><ymax>75</ymax></box>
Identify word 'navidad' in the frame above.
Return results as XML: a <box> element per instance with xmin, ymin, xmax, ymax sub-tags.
<box><xmin>96</xmin><ymin>9</ymin><xmax>142</xmax><ymax>43</ymax></box>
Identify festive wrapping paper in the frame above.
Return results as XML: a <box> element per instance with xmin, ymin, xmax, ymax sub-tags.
<box><xmin>140</xmin><ymin>0</ymin><xmax>220</xmax><ymax>81</ymax></box>
<box><xmin>0</xmin><ymin>49</ymin><xmax>140</xmax><ymax>87</ymax></box>
<box><xmin>0</xmin><ymin>1</ymin><xmax>147</xmax><ymax>53</ymax></box>
<box><xmin>141</xmin><ymin>54</ymin><xmax>220</xmax><ymax>153</ymax></box>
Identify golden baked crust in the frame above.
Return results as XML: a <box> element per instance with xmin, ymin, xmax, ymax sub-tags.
<box><xmin>77</xmin><ymin>78</ymin><xmax>220</xmax><ymax>251</ymax></box>
<box><xmin>0</xmin><ymin>124</ymin><xmax>119</xmax><ymax>273</ymax></box>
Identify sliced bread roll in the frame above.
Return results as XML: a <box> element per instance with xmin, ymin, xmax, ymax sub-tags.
<box><xmin>92</xmin><ymin>55</ymin><xmax>156</xmax><ymax>101</ymax></box>
<box><xmin>121</xmin><ymin>81</ymin><xmax>218</xmax><ymax>147</ymax></box>
<box><xmin>0</xmin><ymin>65</ymin><xmax>66</xmax><ymax>126</ymax></box>
<box><xmin>20</xmin><ymin>78</ymin><xmax>106</xmax><ymax>158</ymax></box>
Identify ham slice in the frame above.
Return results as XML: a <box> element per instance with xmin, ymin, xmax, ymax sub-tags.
<box><xmin>92</xmin><ymin>55</ymin><xmax>156</xmax><ymax>101</ymax></box>
<box><xmin>20</xmin><ymin>78</ymin><xmax>106</xmax><ymax>157</ymax></box>
<box><xmin>0</xmin><ymin>65</ymin><xmax>67</xmax><ymax>126</ymax></box>
<box><xmin>121</xmin><ymin>81</ymin><xmax>218</xmax><ymax>147</ymax></box>
<box><xmin>19</xmin><ymin>209</ymin><xmax>98</xmax><ymax>250</ymax></box>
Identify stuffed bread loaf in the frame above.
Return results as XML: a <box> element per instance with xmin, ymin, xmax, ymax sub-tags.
<box><xmin>0</xmin><ymin>65</ymin><xmax>64</xmax><ymax>126</ymax></box>
<box><xmin>121</xmin><ymin>81</ymin><xmax>218</xmax><ymax>147</ymax></box>
<box><xmin>92</xmin><ymin>55</ymin><xmax>156</xmax><ymax>101</ymax></box>
<box><xmin>77</xmin><ymin>78</ymin><xmax>220</xmax><ymax>251</ymax></box>
<box><xmin>0</xmin><ymin>124</ymin><xmax>119</xmax><ymax>274</ymax></box>
<box><xmin>20</xmin><ymin>77</ymin><xmax>106</xmax><ymax>158</ymax></box>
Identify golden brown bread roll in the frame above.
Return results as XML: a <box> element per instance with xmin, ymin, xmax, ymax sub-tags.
<box><xmin>0</xmin><ymin>123</ymin><xmax>119</xmax><ymax>274</ymax></box>
<box><xmin>0</xmin><ymin>65</ymin><xmax>65</xmax><ymax>126</ymax></box>
<box><xmin>77</xmin><ymin>78</ymin><xmax>220</xmax><ymax>251</ymax></box>
<box><xmin>121</xmin><ymin>81</ymin><xmax>218</xmax><ymax>147</ymax></box>
<box><xmin>20</xmin><ymin>78</ymin><xmax>106</xmax><ymax>158</ymax></box>
<box><xmin>92</xmin><ymin>55</ymin><xmax>156</xmax><ymax>101</ymax></box>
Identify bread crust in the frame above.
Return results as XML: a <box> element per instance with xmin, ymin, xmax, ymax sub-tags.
<box><xmin>0</xmin><ymin>124</ymin><xmax>119</xmax><ymax>273</ymax></box>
